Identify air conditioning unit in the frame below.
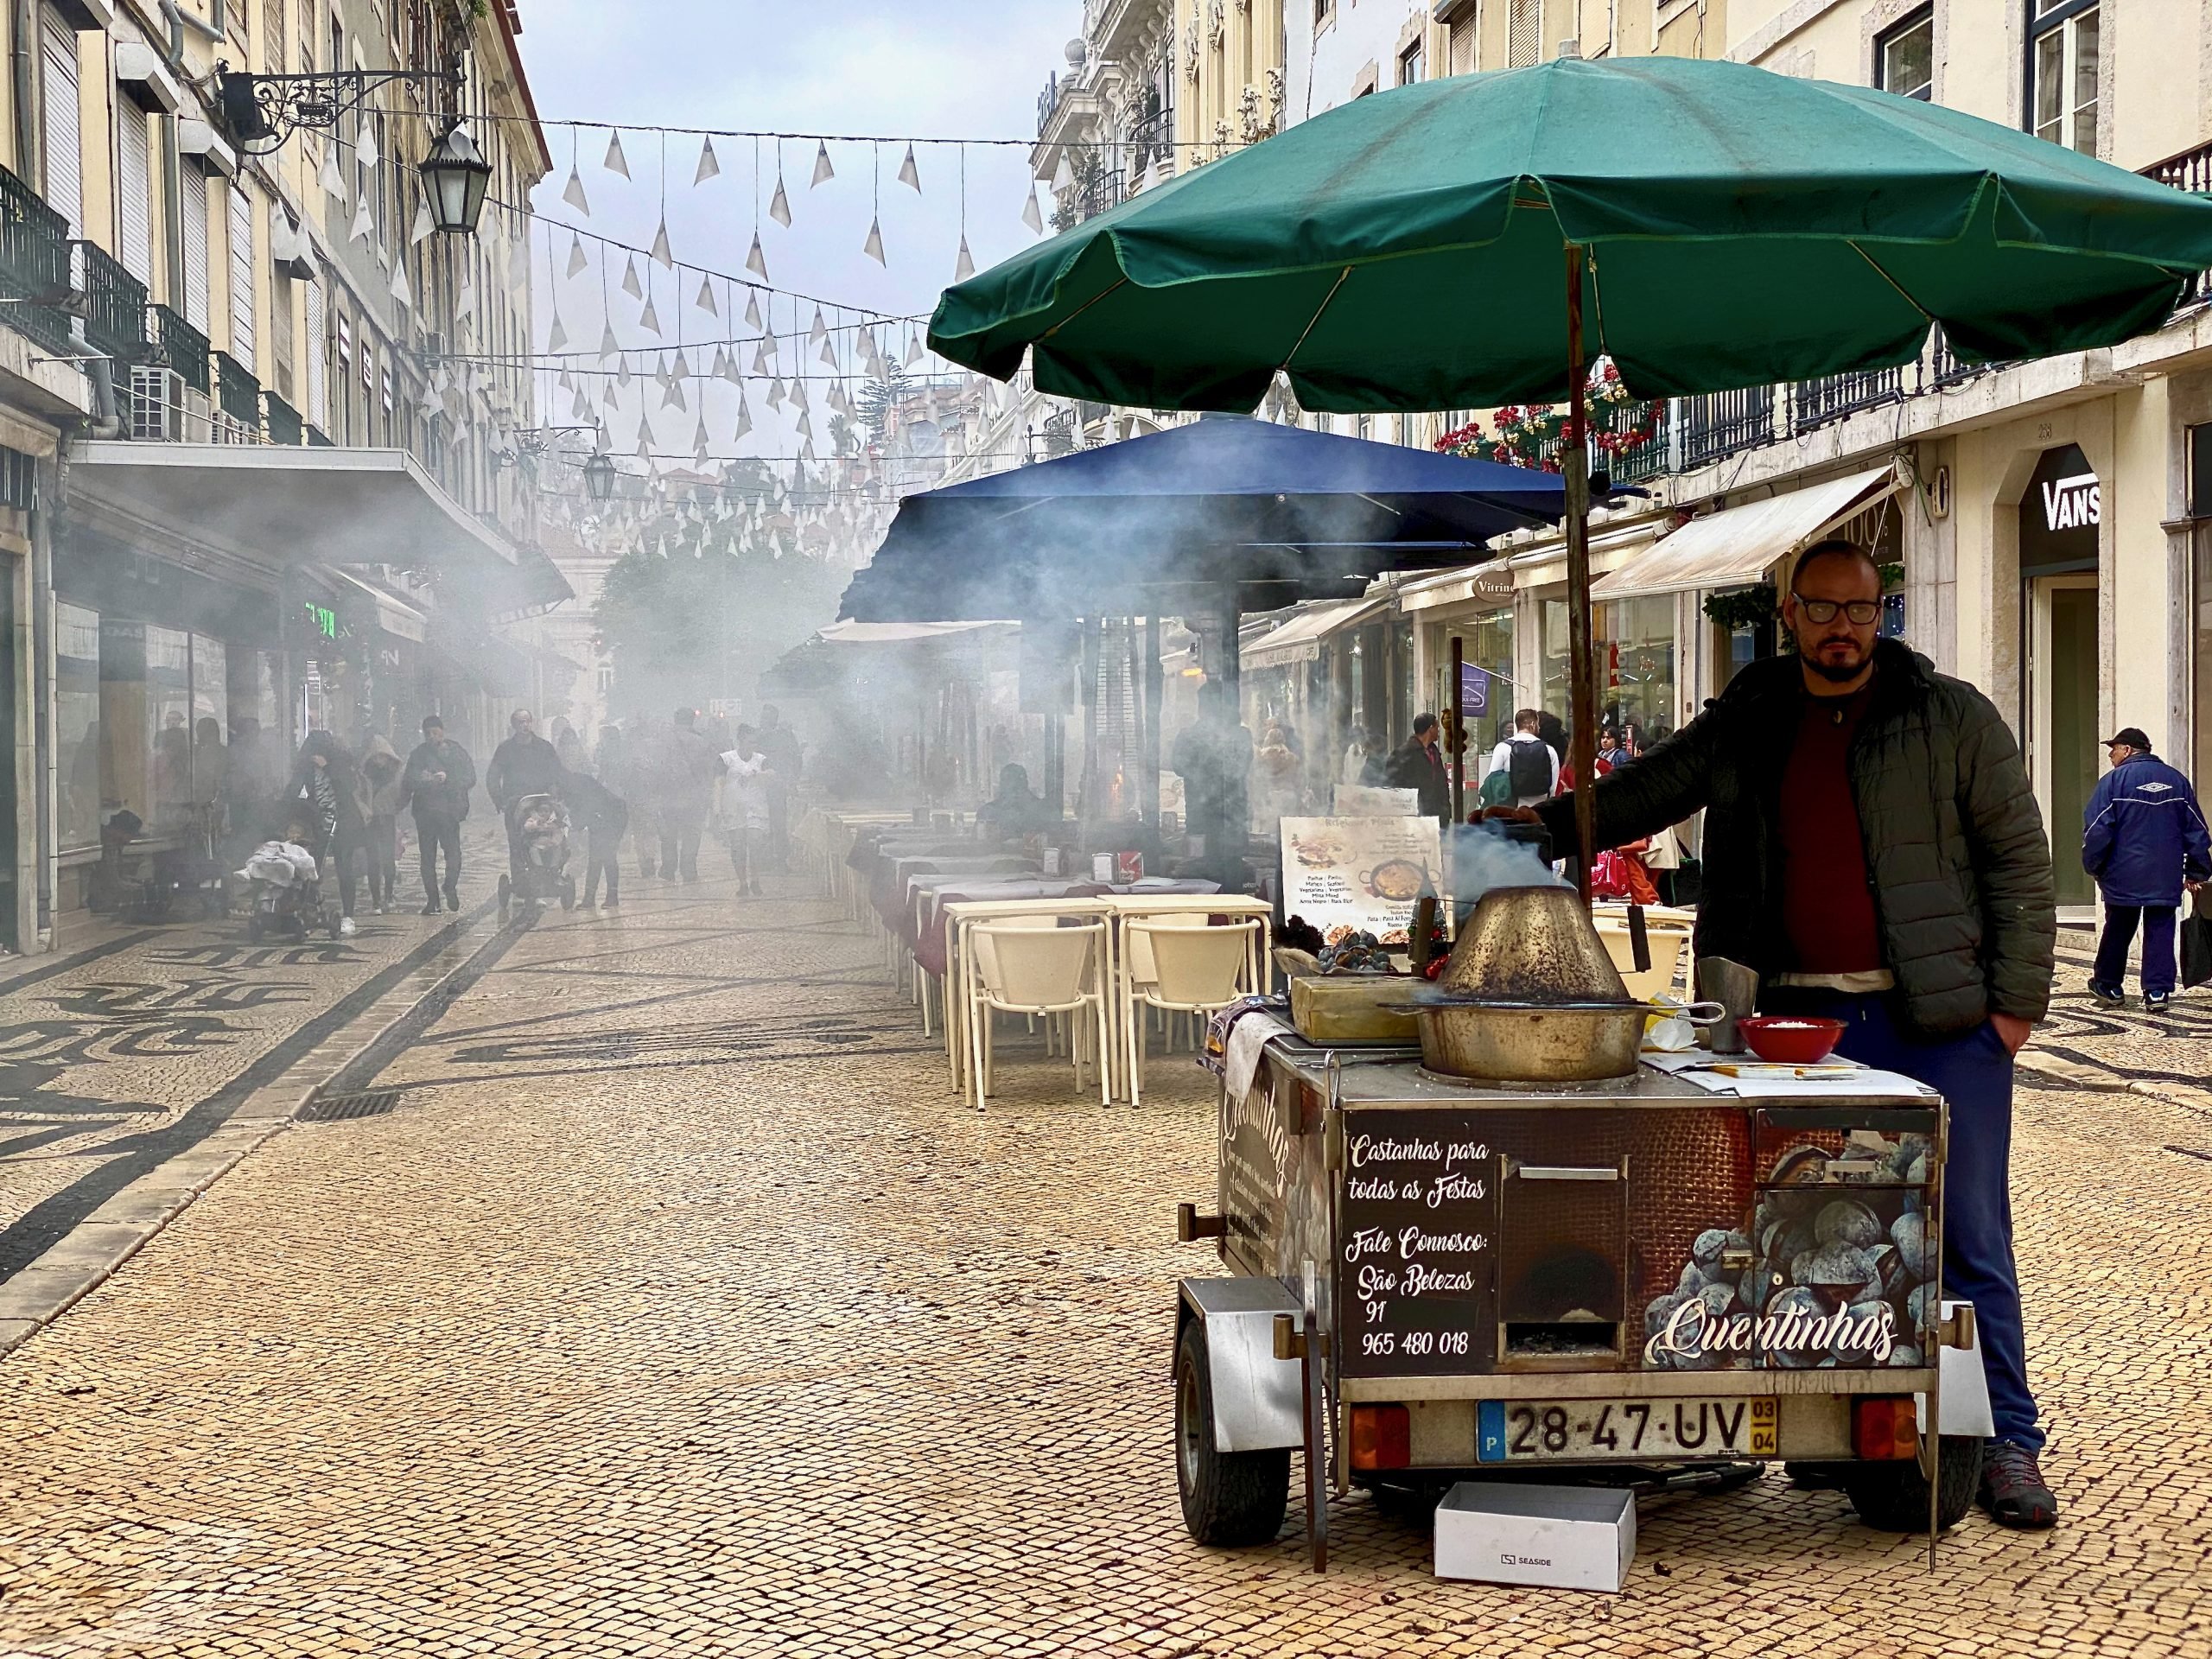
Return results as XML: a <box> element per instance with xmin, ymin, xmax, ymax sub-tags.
<box><xmin>127</xmin><ymin>367</ymin><xmax>213</xmax><ymax>442</ymax></box>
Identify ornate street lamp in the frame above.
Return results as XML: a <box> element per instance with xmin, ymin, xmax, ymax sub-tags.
<box><xmin>420</xmin><ymin>122</ymin><xmax>494</xmax><ymax>237</ymax></box>
<box><xmin>582</xmin><ymin>452</ymin><xmax>618</xmax><ymax>503</ymax></box>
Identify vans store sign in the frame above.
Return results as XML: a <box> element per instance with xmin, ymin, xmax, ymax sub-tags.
<box><xmin>2040</xmin><ymin>470</ymin><xmax>2100</xmax><ymax>532</ymax></box>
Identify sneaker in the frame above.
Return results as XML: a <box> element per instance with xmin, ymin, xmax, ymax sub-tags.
<box><xmin>748</xmin><ymin>880</ymin><xmax>763</xmax><ymax>896</ymax></box>
<box><xmin>421</xmin><ymin>900</ymin><xmax>442</xmax><ymax>916</ymax></box>
<box><xmin>2087</xmin><ymin>982</ymin><xmax>2125</xmax><ymax>1008</ymax></box>
<box><xmin>338</xmin><ymin>916</ymin><xmax>358</xmax><ymax>938</ymax></box>
<box><xmin>604</xmin><ymin>896</ymin><xmax>620</xmax><ymax>908</ymax></box>
<box><xmin>1977</xmin><ymin>1440</ymin><xmax>2057</xmax><ymax>1529</ymax></box>
<box><xmin>2146</xmin><ymin>991</ymin><xmax>2172</xmax><ymax>1011</ymax></box>
<box><xmin>444</xmin><ymin>889</ymin><xmax>461</xmax><ymax>910</ymax></box>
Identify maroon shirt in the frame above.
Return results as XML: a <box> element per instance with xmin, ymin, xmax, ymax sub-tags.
<box><xmin>1778</xmin><ymin>681</ymin><xmax>1883</xmax><ymax>974</ymax></box>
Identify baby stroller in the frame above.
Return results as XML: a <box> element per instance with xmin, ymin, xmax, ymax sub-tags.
<box><xmin>500</xmin><ymin>792</ymin><xmax>575</xmax><ymax>918</ymax></box>
<box><xmin>236</xmin><ymin>836</ymin><xmax>334</xmax><ymax>941</ymax></box>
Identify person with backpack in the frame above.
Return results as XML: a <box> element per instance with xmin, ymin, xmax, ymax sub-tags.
<box><xmin>1483</xmin><ymin>709</ymin><xmax>1560</xmax><ymax>809</ymax></box>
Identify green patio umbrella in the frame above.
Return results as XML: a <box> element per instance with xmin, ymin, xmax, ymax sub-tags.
<box><xmin>928</xmin><ymin>54</ymin><xmax>2212</xmax><ymax>895</ymax></box>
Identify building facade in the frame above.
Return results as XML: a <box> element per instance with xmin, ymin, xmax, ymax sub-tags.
<box><xmin>0</xmin><ymin>0</ymin><xmax>553</xmax><ymax>948</ymax></box>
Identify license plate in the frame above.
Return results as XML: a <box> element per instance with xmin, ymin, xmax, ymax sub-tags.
<box><xmin>1478</xmin><ymin>1396</ymin><xmax>1778</xmax><ymax>1462</ymax></box>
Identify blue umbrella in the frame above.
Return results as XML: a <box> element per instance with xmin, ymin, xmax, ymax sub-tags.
<box><xmin>839</xmin><ymin>417</ymin><xmax>1571</xmax><ymax>623</ymax></box>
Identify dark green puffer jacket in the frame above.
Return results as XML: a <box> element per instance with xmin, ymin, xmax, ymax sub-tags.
<box><xmin>1536</xmin><ymin>640</ymin><xmax>2055</xmax><ymax>1035</ymax></box>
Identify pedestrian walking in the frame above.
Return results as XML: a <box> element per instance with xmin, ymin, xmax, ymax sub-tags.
<box><xmin>1597</xmin><ymin>721</ymin><xmax>1635</xmax><ymax>772</ymax></box>
<box><xmin>1382</xmin><ymin>713</ymin><xmax>1450</xmax><ymax>819</ymax></box>
<box><xmin>717</xmin><ymin>725</ymin><xmax>772</xmax><ymax>894</ymax></box>
<box><xmin>287</xmin><ymin>731</ymin><xmax>369</xmax><ymax>937</ymax></box>
<box><xmin>757</xmin><ymin>703</ymin><xmax>802</xmax><ymax>872</ymax></box>
<box><xmin>1488</xmin><ymin>539</ymin><xmax>2061</xmax><ymax>1528</ymax></box>
<box><xmin>1338</xmin><ymin>725</ymin><xmax>1372</xmax><ymax>789</ymax></box>
<box><xmin>1481</xmin><ymin>709</ymin><xmax>1561</xmax><ymax>808</ymax></box>
<box><xmin>654</xmin><ymin>706</ymin><xmax>716</xmax><ymax>882</ymax></box>
<box><xmin>567</xmin><ymin>768</ymin><xmax>630</xmax><ymax>909</ymax></box>
<box><xmin>2082</xmin><ymin>726</ymin><xmax>2211</xmax><ymax>1009</ymax></box>
<box><xmin>1250</xmin><ymin>720</ymin><xmax>1306</xmax><ymax>830</ymax></box>
<box><xmin>359</xmin><ymin>734</ymin><xmax>404</xmax><ymax>913</ymax></box>
<box><xmin>401</xmin><ymin>715</ymin><xmax>475</xmax><ymax>912</ymax></box>
<box><xmin>619</xmin><ymin>713</ymin><xmax>662</xmax><ymax>879</ymax></box>
<box><xmin>486</xmin><ymin>710</ymin><xmax>567</xmax><ymax>895</ymax></box>
<box><xmin>552</xmin><ymin>716</ymin><xmax>588</xmax><ymax>774</ymax></box>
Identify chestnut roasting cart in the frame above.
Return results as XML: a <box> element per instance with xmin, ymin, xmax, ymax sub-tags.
<box><xmin>1173</xmin><ymin>1039</ymin><xmax>1997</xmax><ymax>1570</ymax></box>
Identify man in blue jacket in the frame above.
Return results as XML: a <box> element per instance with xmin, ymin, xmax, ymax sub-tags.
<box><xmin>2082</xmin><ymin>727</ymin><xmax>2211</xmax><ymax>1009</ymax></box>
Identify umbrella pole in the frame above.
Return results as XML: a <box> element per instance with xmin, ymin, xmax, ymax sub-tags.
<box><xmin>1562</xmin><ymin>243</ymin><xmax>1599</xmax><ymax>906</ymax></box>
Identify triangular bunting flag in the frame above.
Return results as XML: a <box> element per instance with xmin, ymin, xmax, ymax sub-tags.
<box><xmin>694</xmin><ymin>136</ymin><xmax>721</xmax><ymax>186</ymax></box>
<box><xmin>766</xmin><ymin>378</ymin><xmax>785</xmax><ymax>410</ymax></box>
<box><xmin>745</xmin><ymin>234</ymin><xmax>768</xmax><ymax>279</ymax></box>
<box><xmin>639</xmin><ymin>296</ymin><xmax>661</xmax><ymax>335</ymax></box>
<box><xmin>862</xmin><ymin>215</ymin><xmax>885</xmax><ymax>265</ymax></box>
<box><xmin>410</xmin><ymin>194</ymin><xmax>435</xmax><ymax>245</ymax></box>
<box><xmin>696</xmin><ymin>273</ymin><xmax>716</xmax><ymax>314</ymax></box>
<box><xmin>562</xmin><ymin>165</ymin><xmax>590</xmax><ymax>214</ymax></box>
<box><xmin>356</xmin><ymin>118</ymin><xmax>381</xmax><ymax>170</ymax></box>
<box><xmin>752</xmin><ymin>339</ymin><xmax>773</xmax><ymax>374</ymax></box>
<box><xmin>389</xmin><ymin>262</ymin><xmax>410</xmax><ymax>306</ymax></box>
<box><xmin>650</xmin><ymin>217</ymin><xmax>674</xmax><ymax>269</ymax></box>
<box><xmin>810</xmin><ymin>140</ymin><xmax>834</xmax><ymax>188</ymax></box>
<box><xmin>695</xmin><ymin>416</ymin><xmax>710</xmax><ymax>460</ymax></box>
<box><xmin>1021</xmin><ymin>186</ymin><xmax>1044</xmax><ymax>234</ymax></box>
<box><xmin>350</xmin><ymin>196</ymin><xmax>373</xmax><ymax>244</ymax></box>
<box><xmin>600</xmin><ymin>322</ymin><xmax>620</xmax><ymax>362</ymax></box>
<box><xmin>548</xmin><ymin>312</ymin><xmax>568</xmax><ymax>352</ymax></box>
<box><xmin>954</xmin><ymin>236</ymin><xmax>975</xmax><ymax>282</ymax></box>
<box><xmin>621</xmin><ymin>256</ymin><xmax>643</xmax><ymax>298</ymax></box>
<box><xmin>604</xmin><ymin>130</ymin><xmax>630</xmax><ymax>178</ymax></box>
<box><xmin>320</xmin><ymin>148</ymin><xmax>346</xmax><ymax>201</ymax></box>
<box><xmin>897</xmin><ymin>143</ymin><xmax>921</xmax><ymax>192</ymax></box>
<box><xmin>566</xmin><ymin>232</ymin><xmax>588</xmax><ymax>277</ymax></box>
<box><xmin>808</xmin><ymin>307</ymin><xmax>828</xmax><ymax>346</ymax></box>
<box><xmin>819</xmin><ymin>337</ymin><xmax>838</xmax><ymax>368</ymax></box>
<box><xmin>744</xmin><ymin>289</ymin><xmax>763</xmax><ymax>330</ymax></box>
<box><xmin>734</xmin><ymin>391</ymin><xmax>753</xmax><ymax>440</ymax></box>
<box><xmin>769</xmin><ymin>172</ymin><xmax>791</xmax><ymax>227</ymax></box>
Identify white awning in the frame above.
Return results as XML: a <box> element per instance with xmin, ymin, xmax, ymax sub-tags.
<box><xmin>1591</xmin><ymin>465</ymin><xmax>1905</xmax><ymax>601</ymax></box>
<box><xmin>1243</xmin><ymin>593</ymin><xmax>1389</xmax><ymax>668</ymax></box>
<box><xmin>323</xmin><ymin>567</ymin><xmax>427</xmax><ymax>643</ymax></box>
<box><xmin>1398</xmin><ymin>559</ymin><xmax>1514</xmax><ymax>614</ymax></box>
<box><xmin>817</xmin><ymin>620</ymin><xmax>1007</xmax><ymax>645</ymax></box>
<box><xmin>67</xmin><ymin>442</ymin><xmax>517</xmax><ymax>572</ymax></box>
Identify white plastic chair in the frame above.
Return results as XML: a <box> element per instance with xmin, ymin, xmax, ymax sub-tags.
<box><xmin>1123</xmin><ymin>918</ymin><xmax>1263</xmax><ymax>1107</ymax></box>
<box><xmin>966</xmin><ymin>919</ymin><xmax>1113</xmax><ymax>1112</ymax></box>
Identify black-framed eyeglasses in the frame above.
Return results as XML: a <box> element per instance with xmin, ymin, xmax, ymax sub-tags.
<box><xmin>1793</xmin><ymin>594</ymin><xmax>1881</xmax><ymax>626</ymax></box>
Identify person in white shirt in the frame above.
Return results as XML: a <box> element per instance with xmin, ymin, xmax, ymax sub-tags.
<box><xmin>715</xmin><ymin>727</ymin><xmax>772</xmax><ymax>896</ymax></box>
<box><xmin>1484</xmin><ymin>708</ymin><xmax>1561</xmax><ymax>808</ymax></box>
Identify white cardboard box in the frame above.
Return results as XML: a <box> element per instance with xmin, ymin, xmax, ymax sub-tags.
<box><xmin>1433</xmin><ymin>1482</ymin><xmax>1637</xmax><ymax>1593</ymax></box>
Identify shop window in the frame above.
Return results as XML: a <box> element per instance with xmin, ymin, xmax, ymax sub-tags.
<box><xmin>1399</xmin><ymin>38</ymin><xmax>1426</xmax><ymax>86</ymax></box>
<box><xmin>56</xmin><ymin>603</ymin><xmax>100</xmax><ymax>852</ymax></box>
<box><xmin>191</xmin><ymin>637</ymin><xmax>229</xmax><ymax>809</ymax></box>
<box><xmin>1876</xmin><ymin>7</ymin><xmax>1933</xmax><ymax>101</ymax></box>
<box><xmin>2028</xmin><ymin>0</ymin><xmax>2098</xmax><ymax>156</ymax></box>
<box><xmin>1596</xmin><ymin>596</ymin><xmax>1679</xmax><ymax>749</ymax></box>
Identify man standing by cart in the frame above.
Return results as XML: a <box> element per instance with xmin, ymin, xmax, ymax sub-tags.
<box><xmin>1491</xmin><ymin>540</ymin><xmax>2060</xmax><ymax>1529</ymax></box>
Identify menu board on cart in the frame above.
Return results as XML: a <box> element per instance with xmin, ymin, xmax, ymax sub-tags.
<box><xmin>1279</xmin><ymin>816</ymin><xmax>1443</xmax><ymax>947</ymax></box>
<box><xmin>1338</xmin><ymin>1108</ymin><xmax>1497</xmax><ymax>1376</ymax></box>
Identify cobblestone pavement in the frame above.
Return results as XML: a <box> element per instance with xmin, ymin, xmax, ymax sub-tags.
<box><xmin>0</xmin><ymin>824</ymin><xmax>509</xmax><ymax>1283</ymax></box>
<box><xmin>0</xmin><ymin>858</ymin><xmax>2206</xmax><ymax>1658</ymax></box>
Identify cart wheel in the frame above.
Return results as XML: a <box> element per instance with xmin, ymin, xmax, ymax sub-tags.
<box><xmin>498</xmin><ymin>874</ymin><xmax>511</xmax><ymax>918</ymax></box>
<box><xmin>1840</xmin><ymin>1435</ymin><xmax>1982</xmax><ymax>1532</ymax></box>
<box><xmin>1175</xmin><ymin>1319</ymin><xmax>1290</xmax><ymax>1547</ymax></box>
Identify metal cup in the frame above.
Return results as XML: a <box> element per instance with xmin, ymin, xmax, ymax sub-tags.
<box><xmin>1695</xmin><ymin>957</ymin><xmax>1760</xmax><ymax>1053</ymax></box>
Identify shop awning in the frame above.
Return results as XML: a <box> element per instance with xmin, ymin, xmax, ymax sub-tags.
<box><xmin>323</xmin><ymin>567</ymin><xmax>428</xmax><ymax>643</ymax></box>
<box><xmin>487</xmin><ymin>541</ymin><xmax>575</xmax><ymax>621</ymax></box>
<box><xmin>66</xmin><ymin>442</ymin><xmax>518</xmax><ymax>574</ymax></box>
<box><xmin>816</xmin><ymin>620</ymin><xmax>1009</xmax><ymax>645</ymax></box>
<box><xmin>1591</xmin><ymin>465</ymin><xmax>1904</xmax><ymax>601</ymax></box>
<box><xmin>1243</xmin><ymin>592</ymin><xmax>1389</xmax><ymax>669</ymax></box>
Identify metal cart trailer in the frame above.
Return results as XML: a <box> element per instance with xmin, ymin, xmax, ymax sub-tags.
<box><xmin>1174</xmin><ymin>1040</ymin><xmax>1993</xmax><ymax>1570</ymax></box>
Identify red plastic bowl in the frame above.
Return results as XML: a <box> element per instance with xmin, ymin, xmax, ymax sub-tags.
<box><xmin>1736</xmin><ymin>1015</ymin><xmax>1847</xmax><ymax>1065</ymax></box>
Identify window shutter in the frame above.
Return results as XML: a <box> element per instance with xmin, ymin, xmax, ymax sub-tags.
<box><xmin>1507</xmin><ymin>0</ymin><xmax>1540</xmax><ymax>67</ymax></box>
<box><xmin>228</xmin><ymin>184</ymin><xmax>256</xmax><ymax>373</ymax></box>
<box><xmin>39</xmin><ymin>11</ymin><xmax>81</xmax><ymax>234</ymax></box>
<box><xmin>117</xmin><ymin>104</ymin><xmax>153</xmax><ymax>282</ymax></box>
<box><xmin>270</xmin><ymin>270</ymin><xmax>295</xmax><ymax>402</ymax></box>
<box><xmin>1450</xmin><ymin>19</ymin><xmax>1478</xmax><ymax>74</ymax></box>
<box><xmin>180</xmin><ymin>165</ymin><xmax>210</xmax><ymax>329</ymax></box>
<box><xmin>305</xmin><ymin>276</ymin><xmax>326</xmax><ymax>428</ymax></box>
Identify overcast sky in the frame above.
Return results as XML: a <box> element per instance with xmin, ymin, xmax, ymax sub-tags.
<box><xmin>516</xmin><ymin>1</ymin><xmax>1079</xmax><ymax>466</ymax></box>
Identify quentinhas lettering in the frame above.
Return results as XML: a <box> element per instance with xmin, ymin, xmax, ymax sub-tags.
<box><xmin>1643</xmin><ymin>1294</ymin><xmax>1897</xmax><ymax>1365</ymax></box>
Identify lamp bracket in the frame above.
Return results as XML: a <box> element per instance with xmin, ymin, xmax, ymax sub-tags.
<box><xmin>214</xmin><ymin>61</ymin><xmax>467</xmax><ymax>154</ymax></box>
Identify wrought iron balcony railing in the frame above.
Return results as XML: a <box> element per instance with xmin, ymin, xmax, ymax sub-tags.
<box><xmin>73</xmin><ymin>240</ymin><xmax>148</xmax><ymax>362</ymax></box>
<box><xmin>1791</xmin><ymin>366</ymin><xmax>1905</xmax><ymax>433</ymax></box>
<box><xmin>213</xmin><ymin>350</ymin><xmax>262</xmax><ymax>441</ymax></box>
<box><xmin>2143</xmin><ymin>138</ymin><xmax>2212</xmax><ymax>308</ymax></box>
<box><xmin>1677</xmin><ymin>385</ymin><xmax>1776</xmax><ymax>470</ymax></box>
<box><xmin>261</xmin><ymin>388</ymin><xmax>303</xmax><ymax>446</ymax></box>
<box><xmin>147</xmin><ymin>303</ymin><xmax>212</xmax><ymax>393</ymax></box>
<box><xmin>0</xmin><ymin>163</ymin><xmax>76</xmax><ymax>357</ymax></box>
